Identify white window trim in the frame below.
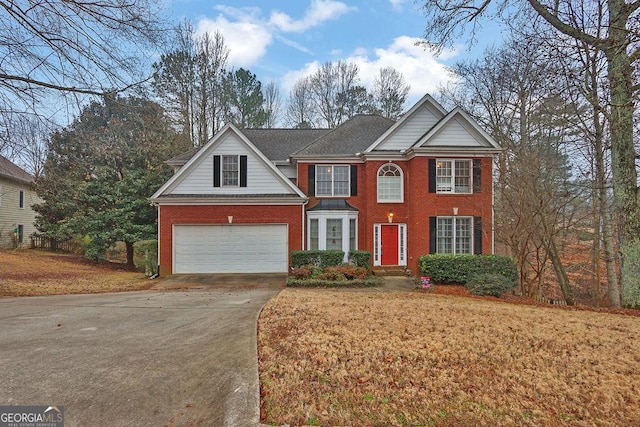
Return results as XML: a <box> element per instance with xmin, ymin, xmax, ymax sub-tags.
<box><xmin>377</xmin><ymin>163</ymin><xmax>404</xmax><ymax>203</ymax></box>
<box><xmin>436</xmin><ymin>159</ymin><xmax>473</xmax><ymax>194</ymax></box>
<box><xmin>436</xmin><ymin>216</ymin><xmax>473</xmax><ymax>255</ymax></box>
<box><xmin>315</xmin><ymin>165</ymin><xmax>350</xmax><ymax>197</ymax></box>
<box><xmin>307</xmin><ymin>210</ymin><xmax>358</xmax><ymax>262</ymax></box>
<box><xmin>221</xmin><ymin>155</ymin><xmax>239</xmax><ymax>187</ymax></box>
<box><xmin>373</xmin><ymin>223</ymin><xmax>407</xmax><ymax>266</ymax></box>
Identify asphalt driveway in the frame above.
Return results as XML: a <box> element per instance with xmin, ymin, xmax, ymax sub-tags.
<box><xmin>0</xmin><ymin>279</ymin><xmax>283</xmax><ymax>426</ymax></box>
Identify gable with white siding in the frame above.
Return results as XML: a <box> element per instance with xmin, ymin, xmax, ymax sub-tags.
<box><xmin>153</xmin><ymin>124</ymin><xmax>305</xmax><ymax>198</ymax></box>
<box><xmin>366</xmin><ymin>94</ymin><xmax>447</xmax><ymax>152</ymax></box>
<box><xmin>415</xmin><ymin>108</ymin><xmax>501</xmax><ymax>149</ymax></box>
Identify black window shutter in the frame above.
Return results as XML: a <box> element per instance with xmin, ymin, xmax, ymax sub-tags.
<box><xmin>473</xmin><ymin>159</ymin><xmax>482</xmax><ymax>193</ymax></box>
<box><xmin>429</xmin><ymin>217</ymin><xmax>437</xmax><ymax>254</ymax></box>
<box><xmin>474</xmin><ymin>216</ymin><xmax>483</xmax><ymax>254</ymax></box>
<box><xmin>428</xmin><ymin>159</ymin><xmax>436</xmax><ymax>193</ymax></box>
<box><xmin>308</xmin><ymin>165</ymin><xmax>315</xmax><ymax>196</ymax></box>
<box><xmin>213</xmin><ymin>155</ymin><xmax>221</xmax><ymax>187</ymax></box>
<box><xmin>350</xmin><ymin>165</ymin><xmax>358</xmax><ymax>196</ymax></box>
<box><xmin>240</xmin><ymin>155</ymin><xmax>248</xmax><ymax>187</ymax></box>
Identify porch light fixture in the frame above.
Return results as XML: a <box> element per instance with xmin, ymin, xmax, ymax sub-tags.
<box><xmin>453</xmin><ymin>207</ymin><xmax>458</xmax><ymax>216</ymax></box>
<box><xmin>387</xmin><ymin>210</ymin><xmax>394</xmax><ymax>223</ymax></box>
<box><xmin>228</xmin><ymin>215</ymin><xmax>233</xmax><ymax>224</ymax></box>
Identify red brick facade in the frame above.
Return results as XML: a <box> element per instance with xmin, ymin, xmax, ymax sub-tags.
<box><xmin>158</xmin><ymin>204</ymin><xmax>303</xmax><ymax>276</ymax></box>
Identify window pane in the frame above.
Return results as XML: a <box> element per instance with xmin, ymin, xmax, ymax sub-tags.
<box><xmin>326</xmin><ymin>219</ymin><xmax>342</xmax><ymax>250</ymax></box>
<box><xmin>436</xmin><ymin>218</ymin><xmax>453</xmax><ymax>254</ymax></box>
<box><xmin>333</xmin><ymin>166</ymin><xmax>350</xmax><ymax>196</ymax></box>
<box><xmin>316</xmin><ymin>166</ymin><xmax>332</xmax><ymax>196</ymax></box>
<box><xmin>436</xmin><ymin>160</ymin><xmax>452</xmax><ymax>192</ymax></box>
<box><xmin>455</xmin><ymin>160</ymin><xmax>471</xmax><ymax>193</ymax></box>
<box><xmin>310</xmin><ymin>219</ymin><xmax>319</xmax><ymax>250</ymax></box>
<box><xmin>378</xmin><ymin>176</ymin><xmax>401</xmax><ymax>201</ymax></box>
<box><xmin>455</xmin><ymin>217</ymin><xmax>472</xmax><ymax>254</ymax></box>
<box><xmin>222</xmin><ymin>155</ymin><xmax>238</xmax><ymax>186</ymax></box>
<box><xmin>349</xmin><ymin>218</ymin><xmax>356</xmax><ymax>251</ymax></box>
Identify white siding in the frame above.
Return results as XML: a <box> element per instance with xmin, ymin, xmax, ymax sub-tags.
<box><xmin>375</xmin><ymin>104</ymin><xmax>444</xmax><ymax>151</ymax></box>
<box><xmin>169</xmin><ymin>133</ymin><xmax>295</xmax><ymax>195</ymax></box>
<box><xmin>277</xmin><ymin>164</ymin><xmax>296</xmax><ymax>179</ymax></box>
<box><xmin>0</xmin><ymin>179</ymin><xmax>40</xmax><ymax>248</ymax></box>
<box><xmin>422</xmin><ymin>116</ymin><xmax>485</xmax><ymax>147</ymax></box>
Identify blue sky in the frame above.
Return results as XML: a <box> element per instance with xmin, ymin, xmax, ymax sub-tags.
<box><xmin>167</xmin><ymin>0</ymin><xmax>506</xmax><ymax>106</ymax></box>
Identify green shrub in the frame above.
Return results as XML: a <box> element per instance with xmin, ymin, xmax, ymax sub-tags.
<box><xmin>291</xmin><ymin>250</ymin><xmax>345</xmax><ymax>268</ymax></box>
<box><xmin>465</xmin><ymin>273</ymin><xmax>517</xmax><ymax>297</ymax></box>
<box><xmin>134</xmin><ymin>240</ymin><xmax>158</xmax><ymax>275</ymax></box>
<box><xmin>286</xmin><ymin>276</ymin><xmax>382</xmax><ymax>288</ymax></box>
<box><xmin>419</xmin><ymin>254</ymin><xmax>518</xmax><ymax>285</ymax></box>
<box><xmin>348</xmin><ymin>250</ymin><xmax>372</xmax><ymax>268</ymax></box>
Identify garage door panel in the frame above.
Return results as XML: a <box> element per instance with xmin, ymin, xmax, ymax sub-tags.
<box><xmin>174</xmin><ymin>224</ymin><xmax>288</xmax><ymax>273</ymax></box>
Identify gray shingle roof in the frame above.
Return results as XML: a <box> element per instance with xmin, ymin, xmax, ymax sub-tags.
<box><xmin>293</xmin><ymin>115</ymin><xmax>395</xmax><ymax>157</ymax></box>
<box><xmin>241</xmin><ymin>128</ymin><xmax>329</xmax><ymax>160</ymax></box>
<box><xmin>0</xmin><ymin>155</ymin><xmax>34</xmax><ymax>184</ymax></box>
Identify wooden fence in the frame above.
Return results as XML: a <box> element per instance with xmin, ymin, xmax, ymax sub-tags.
<box><xmin>30</xmin><ymin>236</ymin><xmax>81</xmax><ymax>254</ymax></box>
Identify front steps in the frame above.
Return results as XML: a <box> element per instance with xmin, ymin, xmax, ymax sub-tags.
<box><xmin>371</xmin><ymin>266</ymin><xmax>407</xmax><ymax>277</ymax></box>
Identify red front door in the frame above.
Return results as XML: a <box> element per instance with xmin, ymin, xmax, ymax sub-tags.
<box><xmin>381</xmin><ymin>225</ymin><xmax>399</xmax><ymax>265</ymax></box>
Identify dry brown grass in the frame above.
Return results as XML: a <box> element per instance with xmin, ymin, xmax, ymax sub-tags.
<box><xmin>0</xmin><ymin>249</ymin><xmax>150</xmax><ymax>296</ymax></box>
<box><xmin>258</xmin><ymin>289</ymin><xmax>640</xmax><ymax>427</ymax></box>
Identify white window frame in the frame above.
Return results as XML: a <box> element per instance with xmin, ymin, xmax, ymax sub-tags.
<box><xmin>436</xmin><ymin>216</ymin><xmax>473</xmax><ymax>255</ymax></box>
<box><xmin>306</xmin><ymin>210</ymin><xmax>358</xmax><ymax>262</ymax></box>
<box><xmin>316</xmin><ymin>165</ymin><xmax>350</xmax><ymax>197</ymax></box>
<box><xmin>377</xmin><ymin>163</ymin><xmax>403</xmax><ymax>202</ymax></box>
<box><xmin>436</xmin><ymin>159</ymin><xmax>472</xmax><ymax>194</ymax></box>
<box><xmin>222</xmin><ymin>155</ymin><xmax>239</xmax><ymax>187</ymax></box>
<box><xmin>373</xmin><ymin>223</ymin><xmax>407</xmax><ymax>266</ymax></box>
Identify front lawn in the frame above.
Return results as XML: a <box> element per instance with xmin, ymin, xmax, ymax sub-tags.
<box><xmin>258</xmin><ymin>289</ymin><xmax>640</xmax><ymax>426</ymax></box>
<box><xmin>0</xmin><ymin>249</ymin><xmax>150</xmax><ymax>296</ymax></box>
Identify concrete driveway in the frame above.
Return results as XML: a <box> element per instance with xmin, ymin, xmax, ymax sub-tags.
<box><xmin>0</xmin><ymin>277</ymin><xmax>283</xmax><ymax>426</ymax></box>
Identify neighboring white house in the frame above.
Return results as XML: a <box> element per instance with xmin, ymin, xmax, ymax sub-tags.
<box><xmin>0</xmin><ymin>155</ymin><xmax>40</xmax><ymax>248</ymax></box>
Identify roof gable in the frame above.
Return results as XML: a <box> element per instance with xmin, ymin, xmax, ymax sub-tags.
<box><xmin>152</xmin><ymin>124</ymin><xmax>306</xmax><ymax>199</ymax></box>
<box><xmin>414</xmin><ymin>108</ymin><xmax>502</xmax><ymax>150</ymax></box>
<box><xmin>0</xmin><ymin>155</ymin><xmax>34</xmax><ymax>185</ymax></box>
<box><xmin>365</xmin><ymin>94</ymin><xmax>447</xmax><ymax>152</ymax></box>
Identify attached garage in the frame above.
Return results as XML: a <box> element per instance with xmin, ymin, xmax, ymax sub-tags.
<box><xmin>173</xmin><ymin>224</ymin><xmax>289</xmax><ymax>274</ymax></box>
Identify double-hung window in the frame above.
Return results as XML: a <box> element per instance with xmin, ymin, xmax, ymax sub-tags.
<box><xmin>222</xmin><ymin>155</ymin><xmax>239</xmax><ymax>187</ymax></box>
<box><xmin>436</xmin><ymin>160</ymin><xmax>472</xmax><ymax>193</ymax></box>
<box><xmin>316</xmin><ymin>165</ymin><xmax>350</xmax><ymax>197</ymax></box>
<box><xmin>436</xmin><ymin>217</ymin><xmax>472</xmax><ymax>254</ymax></box>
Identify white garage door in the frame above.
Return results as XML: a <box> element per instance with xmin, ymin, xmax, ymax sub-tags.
<box><xmin>173</xmin><ymin>224</ymin><xmax>288</xmax><ymax>273</ymax></box>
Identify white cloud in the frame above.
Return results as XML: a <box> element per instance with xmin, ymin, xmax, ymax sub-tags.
<box><xmin>269</xmin><ymin>0</ymin><xmax>356</xmax><ymax>32</ymax></box>
<box><xmin>195</xmin><ymin>11</ymin><xmax>272</xmax><ymax>68</ymax></box>
<box><xmin>280</xmin><ymin>36</ymin><xmax>460</xmax><ymax>105</ymax></box>
<box><xmin>389</xmin><ymin>0</ymin><xmax>407</xmax><ymax>12</ymax></box>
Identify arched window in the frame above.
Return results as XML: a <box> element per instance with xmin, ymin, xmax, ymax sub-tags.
<box><xmin>377</xmin><ymin>163</ymin><xmax>403</xmax><ymax>202</ymax></box>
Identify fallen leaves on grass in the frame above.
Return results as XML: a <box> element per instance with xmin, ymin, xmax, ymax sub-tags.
<box><xmin>0</xmin><ymin>249</ymin><xmax>150</xmax><ymax>296</ymax></box>
<box><xmin>258</xmin><ymin>289</ymin><xmax>640</xmax><ymax>426</ymax></box>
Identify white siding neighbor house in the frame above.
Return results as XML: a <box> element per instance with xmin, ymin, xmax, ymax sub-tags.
<box><xmin>0</xmin><ymin>155</ymin><xmax>40</xmax><ymax>248</ymax></box>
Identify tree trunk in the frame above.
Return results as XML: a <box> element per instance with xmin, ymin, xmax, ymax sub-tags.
<box><xmin>547</xmin><ymin>236</ymin><xmax>574</xmax><ymax>305</ymax></box>
<box><xmin>125</xmin><ymin>241</ymin><xmax>135</xmax><ymax>268</ymax></box>
<box><xmin>605</xmin><ymin>0</ymin><xmax>640</xmax><ymax>305</ymax></box>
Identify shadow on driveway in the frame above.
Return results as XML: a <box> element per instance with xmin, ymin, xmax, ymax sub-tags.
<box><xmin>152</xmin><ymin>273</ymin><xmax>287</xmax><ymax>291</ymax></box>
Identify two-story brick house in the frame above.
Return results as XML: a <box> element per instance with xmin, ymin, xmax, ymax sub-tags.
<box><xmin>151</xmin><ymin>94</ymin><xmax>502</xmax><ymax>276</ymax></box>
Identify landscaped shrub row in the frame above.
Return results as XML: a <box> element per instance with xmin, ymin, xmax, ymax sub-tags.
<box><xmin>286</xmin><ymin>276</ymin><xmax>382</xmax><ymax>288</ymax></box>
<box><xmin>419</xmin><ymin>254</ymin><xmax>518</xmax><ymax>296</ymax></box>
<box><xmin>291</xmin><ymin>265</ymin><xmax>369</xmax><ymax>281</ymax></box>
<box><xmin>291</xmin><ymin>250</ymin><xmax>373</xmax><ymax>269</ymax></box>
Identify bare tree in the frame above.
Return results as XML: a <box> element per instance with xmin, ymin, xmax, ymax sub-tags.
<box><xmin>419</xmin><ymin>0</ymin><xmax>640</xmax><ymax>306</ymax></box>
<box><xmin>285</xmin><ymin>78</ymin><xmax>318</xmax><ymax>128</ymax></box>
<box><xmin>372</xmin><ymin>67</ymin><xmax>410</xmax><ymax>119</ymax></box>
<box><xmin>264</xmin><ymin>80</ymin><xmax>283</xmax><ymax>128</ymax></box>
<box><xmin>308</xmin><ymin>60</ymin><xmax>360</xmax><ymax>128</ymax></box>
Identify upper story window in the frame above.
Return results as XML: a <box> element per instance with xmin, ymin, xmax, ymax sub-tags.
<box><xmin>19</xmin><ymin>190</ymin><xmax>24</xmax><ymax>209</ymax></box>
<box><xmin>222</xmin><ymin>155</ymin><xmax>239</xmax><ymax>186</ymax></box>
<box><xmin>436</xmin><ymin>159</ymin><xmax>472</xmax><ymax>194</ymax></box>
<box><xmin>213</xmin><ymin>155</ymin><xmax>247</xmax><ymax>188</ymax></box>
<box><xmin>316</xmin><ymin>165</ymin><xmax>350</xmax><ymax>197</ymax></box>
<box><xmin>377</xmin><ymin>163</ymin><xmax>403</xmax><ymax>202</ymax></box>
